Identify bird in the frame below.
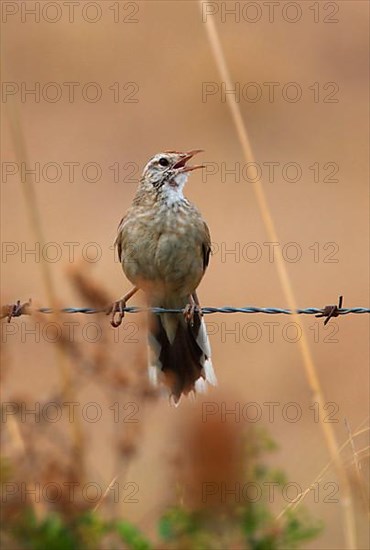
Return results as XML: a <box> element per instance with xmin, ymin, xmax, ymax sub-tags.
<box><xmin>111</xmin><ymin>150</ymin><xmax>217</xmax><ymax>403</ymax></box>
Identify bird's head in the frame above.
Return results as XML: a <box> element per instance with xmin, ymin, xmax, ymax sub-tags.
<box><xmin>141</xmin><ymin>150</ymin><xmax>204</xmax><ymax>195</ymax></box>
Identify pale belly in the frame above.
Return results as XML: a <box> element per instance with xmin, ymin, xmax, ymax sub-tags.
<box><xmin>120</xmin><ymin>213</ymin><xmax>205</xmax><ymax>301</ymax></box>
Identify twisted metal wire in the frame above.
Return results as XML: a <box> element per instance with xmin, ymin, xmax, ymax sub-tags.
<box><xmin>1</xmin><ymin>298</ymin><xmax>369</xmax><ymax>326</ymax></box>
<box><xmin>33</xmin><ymin>306</ymin><xmax>369</xmax><ymax>316</ymax></box>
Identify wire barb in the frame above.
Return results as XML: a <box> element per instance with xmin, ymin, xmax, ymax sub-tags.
<box><xmin>1</xmin><ymin>295</ymin><xmax>369</xmax><ymax>324</ymax></box>
<box><xmin>315</xmin><ymin>295</ymin><xmax>344</xmax><ymax>325</ymax></box>
<box><xmin>3</xmin><ymin>299</ymin><xmax>32</xmax><ymax>323</ymax></box>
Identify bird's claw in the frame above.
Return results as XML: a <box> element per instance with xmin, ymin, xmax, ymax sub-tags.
<box><xmin>107</xmin><ymin>299</ymin><xmax>126</xmax><ymax>328</ymax></box>
<box><xmin>183</xmin><ymin>303</ymin><xmax>202</xmax><ymax>327</ymax></box>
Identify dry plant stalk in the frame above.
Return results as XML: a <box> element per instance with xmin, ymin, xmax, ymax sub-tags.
<box><xmin>67</xmin><ymin>263</ymin><xmax>112</xmax><ymax>308</ymax></box>
<box><xmin>277</xmin><ymin>421</ymin><xmax>369</xmax><ymax>519</ymax></box>
<box><xmin>199</xmin><ymin>5</ymin><xmax>357</xmax><ymax>548</ymax></box>
<box><xmin>5</xmin><ymin>96</ymin><xmax>85</xmax><ymax>478</ymax></box>
<box><xmin>2</xmin><ymin>268</ymin><xmax>157</xmax><ymax>528</ymax></box>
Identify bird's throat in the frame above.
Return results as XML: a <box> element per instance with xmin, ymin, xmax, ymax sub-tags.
<box><xmin>161</xmin><ymin>185</ymin><xmax>184</xmax><ymax>206</ymax></box>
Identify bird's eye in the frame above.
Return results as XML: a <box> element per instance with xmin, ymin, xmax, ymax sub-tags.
<box><xmin>158</xmin><ymin>157</ymin><xmax>169</xmax><ymax>167</ymax></box>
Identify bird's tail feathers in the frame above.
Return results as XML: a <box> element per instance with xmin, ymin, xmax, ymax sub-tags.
<box><xmin>148</xmin><ymin>309</ymin><xmax>216</xmax><ymax>404</ymax></box>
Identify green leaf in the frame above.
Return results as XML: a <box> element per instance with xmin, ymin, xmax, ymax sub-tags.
<box><xmin>115</xmin><ymin>520</ymin><xmax>152</xmax><ymax>550</ymax></box>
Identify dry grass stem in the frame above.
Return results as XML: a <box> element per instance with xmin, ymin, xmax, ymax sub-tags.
<box><xmin>276</xmin><ymin>422</ymin><xmax>369</xmax><ymax>520</ymax></box>
<box><xmin>200</xmin><ymin>5</ymin><xmax>357</xmax><ymax>548</ymax></box>
<box><xmin>5</xmin><ymin>96</ymin><xmax>85</xmax><ymax>478</ymax></box>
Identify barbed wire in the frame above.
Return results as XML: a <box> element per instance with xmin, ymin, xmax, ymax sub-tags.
<box><xmin>1</xmin><ymin>296</ymin><xmax>369</xmax><ymax>327</ymax></box>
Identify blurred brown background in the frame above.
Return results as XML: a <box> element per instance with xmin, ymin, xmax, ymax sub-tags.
<box><xmin>1</xmin><ymin>1</ymin><xmax>369</xmax><ymax>548</ymax></box>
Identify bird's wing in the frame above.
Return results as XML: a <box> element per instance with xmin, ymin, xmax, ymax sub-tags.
<box><xmin>201</xmin><ymin>221</ymin><xmax>212</xmax><ymax>272</ymax></box>
<box><xmin>114</xmin><ymin>215</ymin><xmax>127</xmax><ymax>263</ymax></box>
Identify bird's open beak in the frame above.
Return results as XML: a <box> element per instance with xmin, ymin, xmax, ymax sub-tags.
<box><xmin>173</xmin><ymin>150</ymin><xmax>204</xmax><ymax>173</ymax></box>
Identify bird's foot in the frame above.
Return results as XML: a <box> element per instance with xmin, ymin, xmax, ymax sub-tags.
<box><xmin>107</xmin><ymin>299</ymin><xmax>127</xmax><ymax>328</ymax></box>
<box><xmin>107</xmin><ymin>287</ymin><xmax>138</xmax><ymax>328</ymax></box>
<box><xmin>183</xmin><ymin>303</ymin><xmax>202</xmax><ymax>327</ymax></box>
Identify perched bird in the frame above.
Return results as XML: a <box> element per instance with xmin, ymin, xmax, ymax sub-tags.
<box><xmin>112</xmin><ymin>150</ymin><xmax>217</xmax><ymax>403</ymax></box>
